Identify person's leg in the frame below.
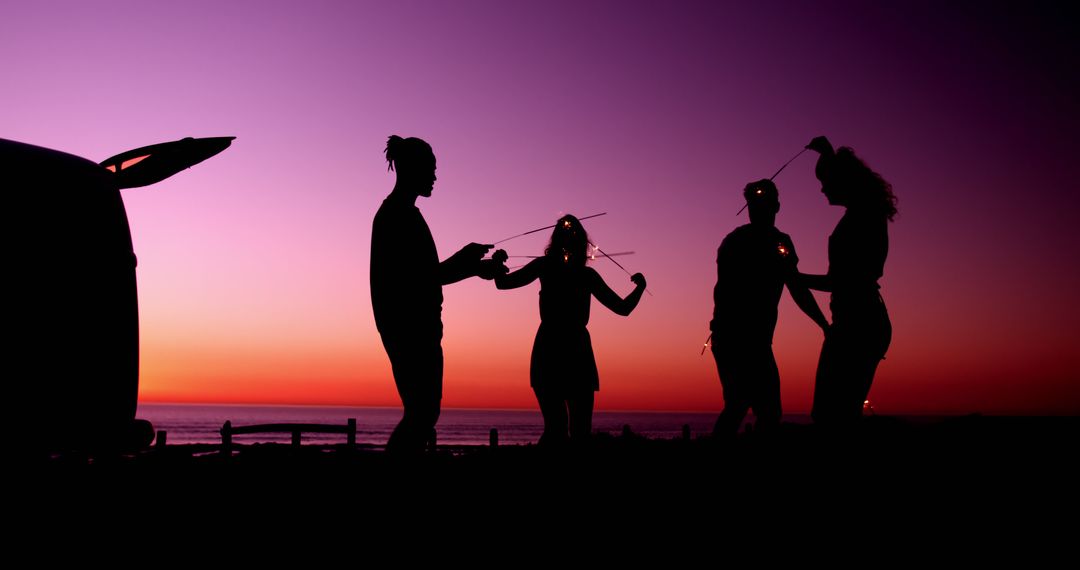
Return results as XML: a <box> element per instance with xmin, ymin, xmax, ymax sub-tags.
<box><xmin>713</xmin><ymin>343</ymin><xmax>751</xmax><ymax>438</ymax></box>
<box><xmin>385</xmin><ymin>339</ymin><xmax>443</xmax><ymax>454</ymax></box>
<box><xmin>846</xmin><ymin>303</ymin><xmax>892</xmax><ymax>420</ymax></box>
<box><xmin>533</xmin><ymin>385</ymin><xmax>569</xmax><ymax>446</ymax></box>
<box><xmin>750</xmin><ymin>345</ymin><xmax>782</xmax><ymax>435</ymax></box>
<box><xmin>390</xmin><ymin>387</ymin><xmax>441</xmax><ymax>452</ymax></box>
<box><xmin>814</xmin><ymin>315</ymin><xmax>889</xmax><ymax>427</ymax></box>
<box><xmin>567</xmin><ymin>388</ymin><xmax>595</xmax><ymax>443</ymax></box>
<box><xmin>811</xmin><ymin>326</ymin><xmax>845</xmax><ymax>427</ymax></box>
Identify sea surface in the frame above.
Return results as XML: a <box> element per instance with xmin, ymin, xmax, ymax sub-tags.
<box><xmin>137</xmin><ymin>403</ymin><xmax>794</xmax><ymax>446</ymax></box>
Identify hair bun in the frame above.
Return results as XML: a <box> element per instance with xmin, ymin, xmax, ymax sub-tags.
<box><xmin>384</xmin><ymin>135</ymin><xmax>404</xmax><ymax>171</ymax></box>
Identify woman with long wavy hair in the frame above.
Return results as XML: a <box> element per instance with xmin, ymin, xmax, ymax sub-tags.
<box><xmin>495</xmin><ymin>215</ymin><xmax>646</xmax><ymax>446</ymax></box>
<box><xmin>801</xmin><ymin>136</ymin><xmax>897</xmax><ymax>427</ymax></box>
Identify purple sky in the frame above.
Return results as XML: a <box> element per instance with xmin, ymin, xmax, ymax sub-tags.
<box><xmin>3</xmin><ymin>1</ymin><xmax>1078</xmax><ymax>413</ymax></box>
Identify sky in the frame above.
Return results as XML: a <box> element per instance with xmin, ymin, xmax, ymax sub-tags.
<box><xmin>3</xmin><ymin>1</ymin><xmax>1078</xmax><ymax>414</ymax></box>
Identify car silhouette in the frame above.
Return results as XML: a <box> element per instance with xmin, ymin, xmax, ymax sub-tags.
<box><xmin>3</xmin><ymin>136</ymin><xmax>233</xmax><ymax>454</ymax></box>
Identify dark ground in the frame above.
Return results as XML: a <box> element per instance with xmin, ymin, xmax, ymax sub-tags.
<box><xmin>10</xmin><ymin>415</ymin><xmax>1077</xmax><ymax>553</ymax></box>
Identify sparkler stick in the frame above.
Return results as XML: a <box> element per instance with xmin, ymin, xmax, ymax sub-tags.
<box><xmin>509</xmin><ymin>251</ymin><xmax>634</xmax><ymax>259</ymax></box>
<box><xmin>589</xmin><ymin>241</ymin><xmax>652</xmax><ymax>296</ymax></box>
<box><xmin>701</xmin><ymin>332</ymin><xmax>712</xmax><ymax>355</ymax></box>
<box><xmin>768</xmin><ymin>147</ymin><xmax>809</xmax><ymax>180</ymax></box>
<box><xmin>493</xmin><ymin>212</ymin><xmax>607</xmax><ymax>245</ymax></box>
<box><xmin>735</xmin><ymin>147</ymin><xmax>810</xmax><ymax>216</ymax></box>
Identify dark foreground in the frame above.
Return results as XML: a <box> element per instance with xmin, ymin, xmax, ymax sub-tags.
<box><xmin>10</xmin><ymin>415</ymin><xmax>1078</xmax><ymax>550</ymax></box>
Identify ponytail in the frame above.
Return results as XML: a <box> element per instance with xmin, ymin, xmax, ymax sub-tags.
<box><xmin>384</xmin><ymin>135</ymin><xmax>406</xmax><ymax>172</ymax></box>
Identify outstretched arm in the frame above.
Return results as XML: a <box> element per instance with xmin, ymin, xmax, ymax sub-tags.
<box><xmin>495</xmin><ymin>257</ymin><xmax>542</xmax><ymax>290</ymax></box>
<box><xmin>794</xmin><ymin>272</ymin><xmax>832</xmax><ymax>292</ymax></box>
<box><xmin>787</xmin><ymin>275</ymin><xmax>829</xmax><ymax>332</ymax></box>
<box><xmin>440</xmin><ymin>242</ymin><xmax>492</xmax><ymax>285</ymax></box>
<box><xmin>589</xmin><ymin>269</ymin><xmax>646</xmax><ymax>317</ymax></box>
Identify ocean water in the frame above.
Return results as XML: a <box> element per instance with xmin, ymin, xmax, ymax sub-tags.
<box><xmin>137</xmin><ymin>403</ymin><xmax>750</xmax><ymax>446</ymax></box>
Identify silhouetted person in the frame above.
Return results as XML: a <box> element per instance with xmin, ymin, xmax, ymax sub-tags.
<box><xmin>370</xmin><ymin>135</ymin><xmax>507</xmax><ymax>454</ymax></box>
<box><xmin>800</xmin><ymin>136</ymin><xmax>896</xmax><ymax>427</ymax></box>
<box><xmin>710</xmin><ymin>180</ymin><xmax>829</xmax><ymax>439</ymax></box>
<box><xmin>494</xmin><ymin>215</ymin><xmax>646</xmax><ymax>446</ymax></box>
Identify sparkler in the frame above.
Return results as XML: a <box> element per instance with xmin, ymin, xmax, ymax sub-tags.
<box><xmin>735</xmin><ymin>147</ymin><xmax>810</xmax><ymax>216</ymax></box>
<box><xmin>768</xmin><ymin>147</ymin><xmax>809</xmax><ymax>181</ymax></box>
<box><xmin>493</xmin><ymin>212</ymin><xmax>608</xmax><ymax>245</ymax></box>
<box><xmin>589</xmin><ymin>241</ymin><xmax>652</xmax><ymax>296</ymax></box>
<box><xmin>493</xmin><ymin>212</ymin><xmax>649</xmax><ymax>295</ymax></box>
<box><xmin>507</xmin><ymin>251</ymin><xmax>635</xmax><ymax>259</ymax></box>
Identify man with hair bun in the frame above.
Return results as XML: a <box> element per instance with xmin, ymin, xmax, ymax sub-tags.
<box><xmin>370</xmin><ymin>135</ymin><xmax>506</xmax><ymax>454</ymax></box>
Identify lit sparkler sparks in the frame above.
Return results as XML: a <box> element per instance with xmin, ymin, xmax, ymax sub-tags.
<box><xmin>735</xmin><ymin>146</ymin><xmax>810</xmax><ymax>216</ymax></box>
<box><xmin>589</xmin><ymin>240</ymin><xmax>652</xmax><ymax>296</ymax></box>
<box><xmin>493</xmin><ymin>212</ymin><xmax>607</xmax><ymax>245</ymax></box>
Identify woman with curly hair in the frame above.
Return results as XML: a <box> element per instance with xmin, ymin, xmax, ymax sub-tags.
<box><xmin>494</xmin><ymin>215</ymin><xmax>646</xmax><ymax>446</ymax></box>
<box><xmin>801</xmin><ymin>136</ymin><xmax>898</xmax><ymax>426</ymax></box>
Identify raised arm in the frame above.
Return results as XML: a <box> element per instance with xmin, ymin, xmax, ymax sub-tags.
<box><xmin>496</xmin><ymin>257</ymin><xmax>542</xmax><ymax>290</ymax></box>
<box><xmin>800</xmin><ymin>135</ymin><xmax>838</xmax><ymax>292</ymax></box>
<box><xmin>588</xmin><ymin>269</ymin><xmax>646</xmax><ymax>317</ymax></box>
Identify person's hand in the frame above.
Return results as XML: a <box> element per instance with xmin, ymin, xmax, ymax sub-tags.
<box><xmin>631</xmin><ymin>273</ymin><xmax>646</xmax><ymax>288</ymax></box>
<box><xmin>458</xmin><ymin>242</ymin><xmax>493</xmax><ymax>259</ymax></box>
<box><xmin>477</xmin><ymin>251</ymin><xmax>509</xmax><ymax>280</ymax></box>
<box><xmin>476</xmin><ymin>261</ymin><xmax>505</xmax><ymax>280</ymax></box>
<box><xmin>806</xmin><ymin>136</ymin><xmax>834</xmax><ymax>156</ymax></box>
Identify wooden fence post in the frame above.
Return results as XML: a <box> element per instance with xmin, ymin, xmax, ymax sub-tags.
<box><xmin>221</xmin><ymin>421</ymin><xmax>232</xmax><ymax>457</ymax></box>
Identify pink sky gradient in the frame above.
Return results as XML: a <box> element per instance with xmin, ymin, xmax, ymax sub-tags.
<box><xmin>3</xmin><ymin>1</ymin><xmax>1077</xmax><ymax>414</ymax></box>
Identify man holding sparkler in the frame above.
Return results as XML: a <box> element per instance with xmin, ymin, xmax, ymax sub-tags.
<box><xmin>710</xmin><ymin>180</ymin><xmax>829</xmax><ymax>438</ymax></box>
<box><xmin>370</xmin><ymin>135</ymin><xmax>507</xmax><ymax>454</ymax></box>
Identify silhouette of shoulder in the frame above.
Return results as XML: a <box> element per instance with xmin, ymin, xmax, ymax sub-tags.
<box><xmin>719</xmin><ymin>224</ymin><xmax>798</xmax><ymax>264</ymax></box>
